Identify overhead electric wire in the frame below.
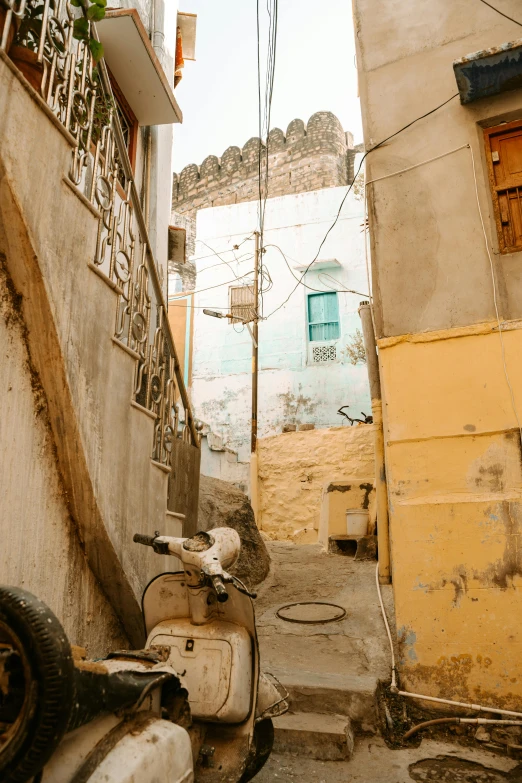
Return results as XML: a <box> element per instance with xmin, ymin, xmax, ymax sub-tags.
<box><xmin>265</xmin><ymin>243</ymin><xmax>369</xmax><ymax>297</ymax></box>
<box><xmin>265</xmin><ymin>91</ymin><xmax>459</xmax><ymax>319</ymax></box>
<box><xmin>256</xmin><ymin>0</ymin><xmax>278</xmax><ymax>318</ymax></box>
<box><xmin>477</xmin><ymin>0</ymin><xmax>522</xmax><ymax>26</ymax></box>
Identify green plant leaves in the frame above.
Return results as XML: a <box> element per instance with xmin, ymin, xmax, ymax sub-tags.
<box><xmin>73</xmin><ymin>16</ymin><xmax>89</xmax><ymax>41</ymax></box>
<box><xmin>87</xmin><ymin>4</ymin><xmax>105</xmax><ymax>21</ymax></box>
<box><xmin>89</xmin><ymin>39</ymin><xmax>104</xmax><ymax>63</ymax></box>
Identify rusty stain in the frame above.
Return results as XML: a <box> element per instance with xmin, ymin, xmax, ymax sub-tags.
<box><xmin>475</xmin><ymin>463</ymin><xmax>505</xmax><ymax>492</ymax></box>
<box><xmin>360</xmin><ymin>482</ymin><xmax>373</xmax><ymax>510</ymax></box>
<box><xmin>326</xmin><ymin>483</ymin><xmax>352</xmax><ymax>493</ymax></box>
<box><xmin>277</xmin><ymin>386</ymin><xmax>318</xmax><ymax>423</ymax></box>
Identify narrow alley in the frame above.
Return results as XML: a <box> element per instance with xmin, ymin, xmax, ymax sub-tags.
<box><xmin>3</xmin><ymin>0</ymin><xmax>522</xmax><ymax>781</ymax></box>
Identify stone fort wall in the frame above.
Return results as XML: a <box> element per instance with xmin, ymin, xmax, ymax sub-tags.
<box><xmin>172</xmin><ymin>111</ymin><xmax>357</xmax><ymax>218</ymax></box>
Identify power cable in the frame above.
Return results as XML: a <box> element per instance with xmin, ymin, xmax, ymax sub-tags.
<box><xmin>265</xmin><ymin>243</ymin><xmax>369</xmax><ymax>297</ymax></box>
<box><xmin>477</xmin><ymin>0</ymin><xmax>522</xmax><ymax>26</ymax></box>
<box><xmin>265</xmin><ymin>91</ymin><xmax>459</xmax><ymax>319</ymax></box>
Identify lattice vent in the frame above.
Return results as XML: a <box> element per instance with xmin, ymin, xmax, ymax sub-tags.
<box><xmin>312</xmin><ymin>345</ymin><xmax>337</xmax><ymax>363</ymax></box>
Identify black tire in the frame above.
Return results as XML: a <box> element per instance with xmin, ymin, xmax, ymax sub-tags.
<box><xmin>239</xmin><ymin>718</ymin><xmax>274</xmax><ymax>782</ymax></box>
<box><xmin>0</xmin><ymin>585</ymin><xmax>75</xmax><ymax>783</ymax></box>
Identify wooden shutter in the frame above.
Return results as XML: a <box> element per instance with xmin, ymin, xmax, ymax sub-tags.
<box><xmin>229</xmin><ymin>285</ymin><xmax>255</xmax><ymax>323</ymax></box>
<box><xmin>485</xmin><ymin>121</ymin><xmax>522</xmax><ymax>253</ymax></box>
<box><xmin>307</xmin><ymin>293</ymin><xmax>340</xmax><ymax>342</ymax></box>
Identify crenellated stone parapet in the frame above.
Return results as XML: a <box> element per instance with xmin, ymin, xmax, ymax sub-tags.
<box><xmin>172</xmin><ymin>111</ymin><xmax>357</xmax><ymax>216</ymax></box>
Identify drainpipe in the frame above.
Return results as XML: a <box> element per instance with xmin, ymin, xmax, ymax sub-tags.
<box><xmin>151</xmin><ymin>0</ymin><xmax>166</xmax><ymax>66</ymax></box>
<box><xmin>359</xmin><ymin>301</ymin><xmax>391</xmax><ymax>584</ymax></box>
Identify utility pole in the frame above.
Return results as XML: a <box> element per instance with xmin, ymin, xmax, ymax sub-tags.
<box><xmin>251</xmin><ymin>231</ymin><xmax>260</xmax><ymax>453</ymax></box>
<box><xmin>204</xmin><ymin>233</ymin><xmax>261</xmax><ymax>520</ymax></box>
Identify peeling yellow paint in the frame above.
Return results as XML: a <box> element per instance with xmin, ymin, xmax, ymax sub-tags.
<box><xmin>383</xmin><ymin>325</ymin><xmax>522</xmax><ymax>707</ymax></box>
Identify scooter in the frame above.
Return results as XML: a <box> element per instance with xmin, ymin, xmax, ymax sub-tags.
<box><xmin>0</xmin><ymin>527</ymin><xmax>288</xmax><ymax>783</ymax></box>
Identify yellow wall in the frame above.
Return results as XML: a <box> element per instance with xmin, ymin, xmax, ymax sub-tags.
<box><xmin>380</xmin><ymin>321</ymin><xmax>522</xmax><ymax>708</ymax></box>
<box><xmin>168</xmin><ymin>294</ymin><xmax>193</xmax><ymax>388</ymax></box>
<box><xmin>257</xmin><ymin>425</ymin><xmax>375</xmax><ymax>540</ymax></box>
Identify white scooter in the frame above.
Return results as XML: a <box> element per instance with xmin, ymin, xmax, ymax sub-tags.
<box><xmin>0</xmin><ymin>528</ymin><xmax>288</xmax><ymax>783</ymax></box>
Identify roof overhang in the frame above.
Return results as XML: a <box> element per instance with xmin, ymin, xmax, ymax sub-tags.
<box><xmin>294</xmin><ymin>258</ymin><xmax>342</xmax><ymax>271</ymax></box>
<box><xmin>177</xmin><ymin>12</ymin><xmax>197</xmax><ymax>61</ymax></box>
<box><xmin>454</xmin><ymin>38</ymin><xmax>522</xmax><ymax>105</ymax></box>
<box><xmin>97</xmin><ymin>9</ymin><xmax>182</xmax><ymax>126</ymax></box>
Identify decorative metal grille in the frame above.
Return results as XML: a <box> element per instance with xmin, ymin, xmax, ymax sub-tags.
<box><xmin>0</xmin><ymin>0</ymin><xmax>199</xmax><ymax>462</ymax></box>
<box><xmin>312</xmin><ymin>345</ymin><xmax>337</xmax><ymax>363</ymax></box>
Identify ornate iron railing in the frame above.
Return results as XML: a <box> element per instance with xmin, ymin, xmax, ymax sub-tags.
<box><xmin>0</xmin><ymin>0</ymin><xmax>200</xmax><ymax>462</ymax></box>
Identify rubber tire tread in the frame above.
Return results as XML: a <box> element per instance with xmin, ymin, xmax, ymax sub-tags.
<box><xmin>0</xmin><ymin>585</ymin><xmax>75</xmax><ymax>783</ymax></box>
<box><xmin>239</xmin><ymin>719</ymin><xmax>274</xmax><ymax>783</ymax></box>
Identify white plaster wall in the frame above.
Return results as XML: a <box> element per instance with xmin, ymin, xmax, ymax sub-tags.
<box><xmin>200</xmin><ymin>438</ymin><xmax>250</xmax><ymax>492</ymax></box>
<box><xmin>190</xmin><ymin>184</ymin><xmax>371</xmax><ymax>458</ymax></box>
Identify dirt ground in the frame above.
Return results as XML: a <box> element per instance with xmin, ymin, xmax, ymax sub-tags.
<box><xmin>255</xmin><ymin>736</ymin><xmax>522</xmax><ymax>782</ymax></box>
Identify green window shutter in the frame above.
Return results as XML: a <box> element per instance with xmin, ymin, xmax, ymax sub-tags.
<box><xmin>307</xmin><ymin>293</ymin><xmax>340</xmax><ymax>342</ymax></box>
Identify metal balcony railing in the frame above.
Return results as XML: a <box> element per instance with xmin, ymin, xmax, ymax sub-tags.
<box><xmin>0</xmin><ymin>0</ymin><xmax>200</xmax><ymax>463</ymax></box>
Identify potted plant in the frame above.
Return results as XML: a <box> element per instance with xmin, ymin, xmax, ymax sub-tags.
<box><xmin>8</xmin><ymin>0</ymin><xmax>46</xmax><ymax>90</ymax></box>
<box><xmin>9</xmin><ymin>0</ymin><xmax>105</xmax><ymax>92</ymax></box>
<box><xmin>0</xmin><ymin>1</ymin><xmax>21</xmax><ymax>53</ymax></box>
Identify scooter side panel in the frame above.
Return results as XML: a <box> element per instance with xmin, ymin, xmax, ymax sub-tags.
<box><xmin>142</xmin><ymin>572</ymin><xmax>189</xmax><ymax>635</ymax></box>
<box><xmin>148</xmin><ymin>620</ymin><xmax>252</xmax><ymax>723</ymax></box>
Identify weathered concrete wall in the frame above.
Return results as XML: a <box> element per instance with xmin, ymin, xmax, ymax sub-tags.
<box><xmin>353</xmin><ymin>0</ymin><xmax>522</xmax><ymax>337</ymax></box>
<box><xmin>0</xmin><ymin>53</ymin><xmax>181</xmax><ymax>650</ymax></box>
<box><xmin>257</xmin><ymin>425</ymin><xmax>375</xmax><ymax>540</ymax></box>
<box><xmin>172</xmin><ymin>112</ymin><xmax>356</xmax><ymax>217</ymax></box>
<box><xmin>353</xmin><ymin>0</ymin><xmax>522</xmax><ymax>706</ymax></box>
<box><xmin>189</xmin><ymin>185</ymin><xmax>371</xmax><ymax>464</ymax></box>
<box><xmin>200</xmin><ymin>435</ymin><xmax>250</xmax><ymax>494</ymax></box>
<box><xmin>0</xmin><ymin>257</ymin><xmax>128</xmax><ymax>657</ymax></box>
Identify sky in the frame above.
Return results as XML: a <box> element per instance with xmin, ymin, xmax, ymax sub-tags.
<box><xmin>172</xmin><ymin>0</ymin><xmax>362</xmax><ymax>173</ymax></box>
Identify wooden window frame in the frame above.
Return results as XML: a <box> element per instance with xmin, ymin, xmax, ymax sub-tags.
<box><xmin>484</xmin><ymin>119</ymin><xmax>522</xmax><ymax>255</ymax></box>
<box><xmin>307</xmin><ymin>292</ymin><xmax>340</xmax><ymax>343</ymax></box>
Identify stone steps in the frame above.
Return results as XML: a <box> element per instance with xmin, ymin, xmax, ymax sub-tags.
<box><xmin>271</xmin><ymin>668</ymin><xmax>379</xmax><ymax>733</ymax></box>
<box><xmin>273</xmin><ymin>711</ymin><xmax>354</xmax><ymax>761</ymax></box>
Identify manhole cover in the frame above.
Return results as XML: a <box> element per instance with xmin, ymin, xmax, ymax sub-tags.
<box><xmin>276</xmin><ymin>601</ymin><xmax>346</xmax><ymax>624</ymax></box>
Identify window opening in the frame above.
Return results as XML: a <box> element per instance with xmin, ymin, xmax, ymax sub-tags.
<box><xmin>307</xmin><ymin>292</ymin><xmax>340</xmax><ymax>342</ymax></box>
<box><xmin>484</xmin><ymin>120</ymin><xmax>522</xmax><ymax>254</ymax></box>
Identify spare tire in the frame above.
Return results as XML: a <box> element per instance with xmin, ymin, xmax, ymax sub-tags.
<box><xmin>0</xmin><ymin>585</ymin><xmax>75</xmax><ymax>783</ymax></box>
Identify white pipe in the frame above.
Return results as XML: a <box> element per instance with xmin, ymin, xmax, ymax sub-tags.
<box><xmin>398</xmin><ymin>691</ymin><xmax>522</xmax><ymax>719</ymax></box>
<box><xmin>375</xmin><ymin>564</ymin><xmax>396</xmax><ymax>688</ymax></box>
<box><xmin>375</xmin><ymin>564</ymin><xmax>522</xmax><ymax>718</ymax></box>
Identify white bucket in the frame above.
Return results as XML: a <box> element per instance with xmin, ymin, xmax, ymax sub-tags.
<box><xmin>346</xmin><ymin>509</ymin><xmax>369</xmax><ymax>536</ymax></box>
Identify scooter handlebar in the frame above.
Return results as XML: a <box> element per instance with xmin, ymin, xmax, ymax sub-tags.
<box><xmin>133</xmin><ymin>533</ymin><xmax>156</xmax><ymax>547</ymax></box>
<box><xmin>210</xmin><ymin>574</ymin><xmax>229</xmax><ymax>603</ymax></box>
<box><xmin>133</xmin><ymin>533</ymin><xmax>170</xmax><ymax>555</ymax></box>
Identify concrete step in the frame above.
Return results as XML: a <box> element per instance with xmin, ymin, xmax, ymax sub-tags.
<box><xmin>273</xmin><ymin>711</ymin><xmax>354</xmax><ymax>761</ymax></box>
<box><xmin>270</xmin><ymin>668</ymin><xmax>378</xmax><ymax>733</ymax></box>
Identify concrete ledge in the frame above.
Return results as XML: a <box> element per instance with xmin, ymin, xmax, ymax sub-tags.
<box><xmin>273</xmin><ymin>712</ymin><xmax>354</xmax><ymax>760</ymax></box>
<box><xmin>0</xmin><ymin>49</ymin><xmax>76</xmax><ymax>149</ymax></box>
<box><xmin>63</xmin><ymin>177</ymin><xmax>102</xmax><ymax>220</ymax></box>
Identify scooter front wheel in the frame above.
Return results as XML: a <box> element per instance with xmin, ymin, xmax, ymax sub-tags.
<box><xmin>238</xmin><ymin>718</ymin><xmax>274</xmax><ymax>782</ymax></box>
<box><xmin>0</xmin><ymin>585</ymin><xmax>76</xmax><ymax>783</ymax></box>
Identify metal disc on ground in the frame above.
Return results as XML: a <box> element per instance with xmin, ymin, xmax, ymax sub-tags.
<box><xmin>276</xmin><ymin>602</ymin><xmax>346</xmax><ymax>624</ymax></box>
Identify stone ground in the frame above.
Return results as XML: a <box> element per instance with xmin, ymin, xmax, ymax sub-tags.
<box><xmin>252</xmin><ymin>541</ymin><xmax>522</xmax><ymax>782</ymax></box>
<box><xmin>255</xmin><ymin>736</ymin><xmax>522</xmax><ymax>782</ymax></box>
<box><xmin>255</xmin><ymin>541</ymin><xmax>394</xmax><ymax>729</ymax></box>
